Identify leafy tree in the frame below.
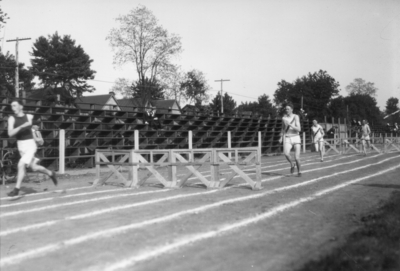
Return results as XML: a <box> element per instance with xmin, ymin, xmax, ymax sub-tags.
<box><xmin>30</xmin><ymin>32</ymin><xmax>96</xmax><ymax>96</ymax></box>
<box><xmin>273</xmin><ymin>70</ymin><xmax>340</xmax><ymax>118</ymax></box>
<box><xmin>107</xmin><ymin>5</ymin><xmax>182</xmax><ymax>83</ymax></box>
<box><xmin>237</xmin><ymin>94</ymin><xmax>277</xmax><ymax>118</ymax></box>
<box><xmin>0</xmin><ymin>0</ymin><xmax>9</xmax><ymax>28</ymax></box>
<box><xmin>179</xmin><ymin>69</ymin><xmax>210</xmax><ymax>108</ymax></box>
<box><xmin>346</xmin><ymin>78</ymin><xmax>377</xmax><ymax>96</ymax></box>
<box><xmin>329</xmin><ymin>94</ymin><xmax>383</xmax><ymax>126</ymax></box>
<box><xmin>385</xmin><ymin>97</ymin><xmax>400</xmax><ymax>124</ymax></box>
<box><xmin>209</xmin><ymin>92</ymin><xmax>236</xmax><ymax>115</ymax></box>
<box><xmin>0</xmin><ymin>52</ymin><xmax>34</xmax><ymax>96</ymax></box>
<box><xmin>131</xmin><ymin>77</ymin><xmax>164</xmax><ymax>108</ymax></box>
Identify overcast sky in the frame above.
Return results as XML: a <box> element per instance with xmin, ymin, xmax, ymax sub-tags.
<box><xmin>2</xmin><ymin>0</ymin><xmax>399</xmax><ymax>109</ymax></box>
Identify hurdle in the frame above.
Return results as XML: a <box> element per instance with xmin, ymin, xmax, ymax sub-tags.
<box><xmin>93</xmin><ymin>147</ymin><xmax>262</xmax><ymax>190</ymax></box>
<box><xmin>383</xmin><ymin>136</ymin><xmax>400</xmax><ymax>153</ymax></box>
<box><xmin>323</xmin><ymin>138</ymin><xmax>341</xmax><ymax>155</ymax></box>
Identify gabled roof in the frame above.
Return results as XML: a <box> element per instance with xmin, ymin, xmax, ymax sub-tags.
<box><xmin>116</xmin><ymin>98</ymin><xmax>153</xmax><ymax>112</ymax></box>
<box><xmin>75</xmin><ymin>94</ymin><xmax>117</xmax><ymax>110</ymax></box>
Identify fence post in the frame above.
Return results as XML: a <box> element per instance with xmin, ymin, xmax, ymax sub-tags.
<box><xmin>189</xmin><ymin>130</ymin><xmax>193</xmax><ymax>150</ymax></box>
<box><xmin>59</xmin><ymin>129</ymin><xmax>65</xmax><ymax>174</ymax></box>
<box><xmin>228</xmin><ymin>131</ymin><xmax>232</xmax><ymax>159</ymax></box>
<box><xmin>302</xmin><ymin>132</ymin><xmax>306</xmax><ymax>153</ymax></box>
<box><xmin>258</xmin><ymin>131</ymin><xmax>262</xmax><ymax>151</ymax></box>
<box><xmin>134</xmin><ymin>130</ymin><xmax>139</xmax><ymax>150</ymax></box>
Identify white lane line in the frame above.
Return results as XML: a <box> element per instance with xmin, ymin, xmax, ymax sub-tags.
<box><xmin>2</xmin><ymin>155</ymin><xmax>396</xmax><ymax>238</ymax></box>
<box><xmin>0</xmin><ymin>188</ymin><xmax>128</xmax><ymax>208</ymax></box>
<box><xmin>0</xmin><ymin>190</ymin><xmax>168</xmax><ymax>218</ymax></box>
<box><xmin>87</xmin><ymin>164</ymin><xmax>400</xmax><ymax>271</ymax></box>
<box><xmin>1</xmin><ymin>156</ymin><xmax>398</xmax><ymax>268</ymax></box>
<box><xmin>0</xmin><ymin>153</ymin><xmax>374</xmax><ymax>218</ymax></box>
<box><xmin>0</xmin><ymin>186</ymin><xmax>93</xmax><ymax>201</ymax></box>
<box><xmin>0</xmin><ymin>155</ymin><xmax>321</xmax><ymax>202</ymax></box>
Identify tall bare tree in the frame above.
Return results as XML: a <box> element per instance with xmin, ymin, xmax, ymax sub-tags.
<box><xmin>107</xmin><ymin>5</ymin><xmax>182</xmax><ymax>83</ymax></box>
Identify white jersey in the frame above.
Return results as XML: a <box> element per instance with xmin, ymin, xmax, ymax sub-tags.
<box><xmin>311</xmin><ymin>125</ymin><xmax>323</xmax><ymax>138</ymax></box>
<box><xmin>361</xmin><ymin>124</ymin><xmax>370</xmax><ymax>136</ymax></box>
<box><xmin>282</xmin><ymin>114</ymin><xmax>299</xmax><ymax>136</ymax></box>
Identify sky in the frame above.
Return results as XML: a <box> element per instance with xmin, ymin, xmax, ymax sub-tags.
<box><xmin>1</xmin><ymin>0</ymin><xmax>399</xmax><ymax>109</ymax></box>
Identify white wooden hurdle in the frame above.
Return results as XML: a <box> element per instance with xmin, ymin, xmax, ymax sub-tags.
<box><xmin>93</xmin><ymin>147</ymin><xmax>262</xmax><ymax>190</ymax></box>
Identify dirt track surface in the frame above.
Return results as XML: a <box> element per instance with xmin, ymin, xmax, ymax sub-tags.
<box><xmin>1</xmin><ymin>151</ymin><xmax>399</xmax><ymax>271</ymax></box>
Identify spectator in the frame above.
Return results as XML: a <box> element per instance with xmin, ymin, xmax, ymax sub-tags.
<box><xmin>385</xmin><ymin>123</ymin><xmax>392</xmax><ymax>134</ymax></box>
<box><xmin>144</xmin><ymin>107</ymin><xmax>162</xmax><ymax>130</ymax></box>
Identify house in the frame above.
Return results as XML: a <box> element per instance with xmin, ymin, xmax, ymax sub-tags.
<box><xmin>151</xmin><ymin>99</ymin><xmax>181</xmax><ymax>115</ymax></box>
<box><xmin>181</xmin><ymin>104</ymin><xmax>199</xmax><ymax>116</ymax></box>
<box><xmin>117</xmin><ymin>98</ymin><xmax>181</xmax><ymax>115</ymax></box>
<box><xmin>75</xmin><ymin>92</ymin><xmax>121</xmax><ymax>111</ymax></box>
<box><xmin>116</xmin><ymin>98</ymin><xmax>152</xmax><ymax>112</ymax></box>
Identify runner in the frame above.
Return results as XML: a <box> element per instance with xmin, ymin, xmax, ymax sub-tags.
<box><xmin>279</xmin><ymin>103</ymin><xmax>302</xmax><ymax>176</ymax></box>
<box><xmin>7</xmin><ymin>100</ymin><xmax>58</xmax><ymax>197</ymax></box>
<box><xmin>311</xmin><ymin>120</ymin><xmax>325</xmax><ymax>162</ymax></box>
<box><xmin>361</xmin><ymin>119</ymin><xmax>371</xmax><ymax>156</ymax></box>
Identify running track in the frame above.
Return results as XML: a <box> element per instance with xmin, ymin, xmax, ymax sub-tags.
<box><xmin>1</xmin><ymin>151</ymin><xmax>399</xmax><ymax>271</ymax></box>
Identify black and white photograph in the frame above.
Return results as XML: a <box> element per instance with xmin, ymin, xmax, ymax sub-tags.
<box><xmin>0</xmin><ymin>0</ymin><xmax>399</xmax><ymax>270</ymax></box>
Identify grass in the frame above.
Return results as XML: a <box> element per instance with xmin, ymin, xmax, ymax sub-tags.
<box><xmin>298</xmin><ymin>191</ymin><xmax>400</xmax><ymax>271</ymax></box>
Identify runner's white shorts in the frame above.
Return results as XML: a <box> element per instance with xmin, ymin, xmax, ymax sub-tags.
<box><xmin>361</xmin><ymin>135</ymin><xmax>370</xmax><ymax>142</ymax></box>
<box><xmin>284</xmin><ymin>135</ymin><xmax>301</xmax><ymax>150</ymax></box>
<box><xmin>313</xmin><ymin>136</ymin><xmax>324</xmax><ymax>151</ymax></box>
<box><xmin>17</xmin><ymin>139</ymin><xmax>37</xmax><ymax>166</ymax></box>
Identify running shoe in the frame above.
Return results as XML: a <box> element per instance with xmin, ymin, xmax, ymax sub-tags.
<box><xmin>50</xmin><ymin>171</ymin><xmax>58</xmax><ymax>186</ymax></box>
<box><xmin>321</xmin><ymin>159</ymin><xmax>324</xmax><ymax>162</ymax></box>
<box><xmin>290</xmin><ymin>164</ymin><xmax>295</xmax><ymax>174</ymax></box>
<box><xmin>298</xmin><ymin>172</ymin><xmax>302</xmax><ymax>177</ymax></box>
<box><xmin>7</xmin><ymin>188</ymin><xmax>19</xmax><ymax>197</ymax></box>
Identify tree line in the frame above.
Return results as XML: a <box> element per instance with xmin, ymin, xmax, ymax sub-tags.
<box><xmin>0</xmin><ymin>4</ymin><xmax>398</xmax><ymax>126</ymax></box>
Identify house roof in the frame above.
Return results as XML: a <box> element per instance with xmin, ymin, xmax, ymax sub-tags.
<box><xmin>75</xmin><ymin>94</ymin><xmax>115</xmax><ymax>110</ymax></box>
<box><xmin>116</xmin><ymin>98</ymin><xmax>153</xmax><ymax>111</ymax></box>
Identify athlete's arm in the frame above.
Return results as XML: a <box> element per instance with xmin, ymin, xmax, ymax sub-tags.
<box><xmin>7</xmin><ymin>116</ymin><xmax>30</xmax><ymax>137</ymax></box>
<box><xmin>320</xmin><ymin>125</ymin><xmax>325</xmax><ymax>136</ymax></box>
<box><xmin>288</xmin><ymin>115</ymin><xmax>301</xmax><ymax>132</ymax></box>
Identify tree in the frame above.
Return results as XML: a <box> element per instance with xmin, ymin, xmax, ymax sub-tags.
<box><xmin>385</xmin><ymin>97</ymin><xmax>400</xmax><ymax>124</ymax></box>
<box><xmin>329</xmin><ymin>94</ymin><xmax>382</xmax><ymax>126</ymax></box>
<box><xmin>131</xmin><ymin>77</ymin><xmax>164</xmax><ymax>106</ymax></box>
<box><xmin>179</xmin><ymin>69</ymin><xmax>210</xmax><ymax>108</ymax></box>
<box><xmin>346</xmin><ymin>78</ymin><xmax>377</xmax><ymax>96</ymax></box>
<box><xmin>110</xmin><ymin>78</ymin><xmax>133</xmax><ymax>98</ymax></box>
<box><xmin>237</xmin><ymin>94</ymin><xmax>277</xmax><ymax>118</ymax></box>
<box><xmin>107</xmin><ymin>5</ymin><xmax>182</xmax><ymax>83</ymax></box>
<box><xmin>159</xmin><ymin>65</ymin><xmax>186</xmax><ymax>105</ymax></box>
<box><xmin>30</xmin><ymin>32</ymin><xmax>96</xmax><ymax>96</ymax></box>
<box><xmin>0</xmin><ymin>51</ymin><xmax>34</xmax><ymax>96</ymax></box>
<box><xmin>209</xmin><ymin>92</ymin><xmax>236</xmax><ymax>115</ymax></box>
<box><xmin>274</xmin><ymin>70</ymin><xmax>340</xmax><ymax>118</ymax></box>
<box><xmin>0</xmin><ymin>0</ymin><xmax>9</xmax><ymax>52</ymax></box>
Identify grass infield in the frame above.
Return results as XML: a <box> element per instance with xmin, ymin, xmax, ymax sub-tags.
<box><xmin>298</xmin><ymin>191</ymin><xmax>400</xmax><ymax>271</ymax></box>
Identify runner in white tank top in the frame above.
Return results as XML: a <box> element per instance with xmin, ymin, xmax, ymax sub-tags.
<box><xmin>311</xmin><ymin>120</ymin><xmax>325</xmax><ymax>162</ymax></box>
<box><xmin>279</xmin><ymin>103</ymin><xmax>302</xmax><ymax>176</ymax></box>
<box><xmin>361</xmin><ymin>120</ymin><xmax>371</xmax><ymax>156</ymax></box>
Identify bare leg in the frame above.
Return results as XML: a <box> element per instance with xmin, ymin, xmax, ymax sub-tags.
<box><xmin>284</xmin><ymin>144</ymin><xmax>294</xmax><ymax>167</ymax></box>
<box><xmin>319</xmin><ymin>141</ymin><xmax>324</xmax><ymax>161</ymax></box>
<box><xmin>31</xmin><ymin>161</ymin><xmax>52</xmax><ymax>176</ymax></box>
<box><xmin>294</xmin><ymin>144</ymin><xmax>301</xmax><ymax>173</ymax></box>
<box><xmin>15</xmin><ymin>160</ymin><xmax>27</xmax><ymax>189</ymax></box>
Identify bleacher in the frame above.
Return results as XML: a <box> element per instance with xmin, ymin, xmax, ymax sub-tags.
<box><xmin>0</xmin><ymin>96</ymin><xmax>313</xmax><ymax>170</ymax></box>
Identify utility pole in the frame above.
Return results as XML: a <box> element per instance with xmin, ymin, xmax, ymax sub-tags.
<box><xmin>6</xmin><ymin>37</ymin><xmax>31</xmax><ymax>98</ymax></box>
<box><xmin>214</xmin><ymin>79</ymin><xmax>230</xmax><ymax>114</ymax></box>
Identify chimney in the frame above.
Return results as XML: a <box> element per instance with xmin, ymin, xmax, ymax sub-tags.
<box><xmin>109</xmin><ymin>91</ymin><xmax>115</xmax><ymax>96</ymax></box>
